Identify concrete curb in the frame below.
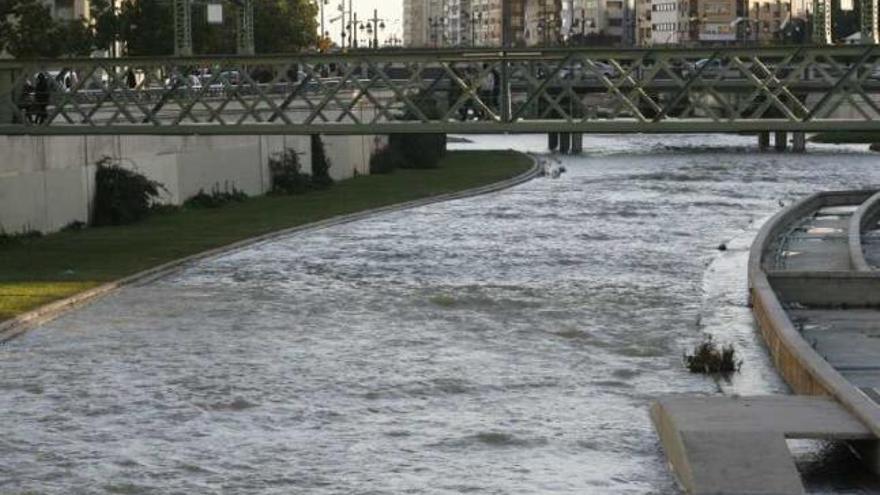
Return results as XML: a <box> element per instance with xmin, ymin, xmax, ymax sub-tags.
<box><xmin>849</xmin><ymin>191</ymin><xmax>880</xmax><ymax>272</ymax></box>
<box><xmin>748</xmin><ymin>190</ymin><xmax>880</xmax><ymax>439</ymax></box>
<box><xmin>1</xmin><ymin>153</ymin><xmax>541</xmax><ymax>343</ymax></box>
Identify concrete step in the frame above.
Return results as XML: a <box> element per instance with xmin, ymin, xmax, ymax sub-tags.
<box><xmin>651</xmin><ymin>395</ymin><xmax>873</xmax><ymax>495</ymax></box>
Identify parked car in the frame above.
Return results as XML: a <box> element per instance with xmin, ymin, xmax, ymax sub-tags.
<box><xmin>683</xmin><ymin>58</ymin><xmax>756</xmax><ymax>79</ymax></box>
<box><xmin>558</xmin><ymin>61</ymin><xmax>618</xmax><ymax>80</ymax></box>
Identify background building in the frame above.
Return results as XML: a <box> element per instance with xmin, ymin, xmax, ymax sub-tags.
<box><xmin>650</xmin><ymin>0</ymin><xmax>681</xmax><ymax>44</ymax></box>
<box><xmin>694</xmin><ymin>0</ymin><xmax>737</xmax><ymax>44</ymax></box>
<box><xmin>46</xmin><ymin>0</ymin><xmax>90</xmax><ymax>21</ymax></box>
<box><xmin>403</xmin><ymin>0</ymin><xmax>429</xmax><ymax>47</ymax></box>
<box><xmin>636</xmin><ymin>0</ymin><xmax>652</xmax><ymax>44</ymax></box>
<box><xmin>403</xmin><ymin>0</ymin><xmax>444</xmax><ymax>46</ymax></box>
<box><xmin>524</xmin><ymin>0</ymin><xmax>563</xmax><ymax>45</ymax></box>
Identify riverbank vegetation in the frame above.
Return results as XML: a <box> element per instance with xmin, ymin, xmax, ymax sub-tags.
<box><xmin>685</xmin><ymin>337</ymin><xmax>741</xmax><ymax>374</ymax></box>
<box><xmin>810</xmin><ymin>131</ymin><xmax>880</xmax><ymax>145</ymax></box>
<box><xmin>0</xmin><ymin>150</ymin><xmax>532</xmax><ymax>322</ymax></box>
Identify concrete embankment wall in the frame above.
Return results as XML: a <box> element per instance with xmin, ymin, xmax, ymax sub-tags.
<box><xmin>748</xmin><ymin>190</ymin><xmax>880</xmax><ymax>440</ymax></box>
<box><xmin>0</xmin><ymin>134</ymin><xmax>386</xmax><ymax>233</ymax></box>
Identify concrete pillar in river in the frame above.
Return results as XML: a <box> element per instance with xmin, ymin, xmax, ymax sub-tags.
<box><xmin>758</xmin><ymin>132</ymin><xmax>771</xmax><ymax>151</ymax></box>
<box><xmin>775</xmin><ymin>131</ymin><xmax>788</xmax><ymax>152</ymax></box>
<box><xmin>548</xmin><ymin>133</ymin><xmax>559</xmax><ymax>151</ymax></box>
<box><xmin>571</xmin><ymin>133</ymin><xmax>584</xmax><ymax>154</ymax></box>
<box><xmin>559</xmin><ymin>133</ymin><xmax>572</xmax><ymax>154</ymax></box>
<box><xmin>0</xmin><ymin>69</ymin><xmax>16</xmax><ymax>125</ymax></box>
<box><xmin>792</xmin><ymin>132</ymin><xmax>806</xmax><ymax>153</ymax></box>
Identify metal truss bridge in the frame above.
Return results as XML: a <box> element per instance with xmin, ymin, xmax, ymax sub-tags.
<box><xmin>3</xmin><ymin>46</ymin><xmax>880</xmax><ymax>136</ymax></box>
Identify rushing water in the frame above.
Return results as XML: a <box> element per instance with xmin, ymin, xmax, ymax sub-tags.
<box><xmin>3</xmin><ymin>134</ymin><xmax>880</xmax><ymax>494</ymax></box>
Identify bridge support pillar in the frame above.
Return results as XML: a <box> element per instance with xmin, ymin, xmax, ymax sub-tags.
<box><xmin>758</xmin><ymin>132</ymin><xmax>771</xmax><ymax>151</ymax></box>
<box><xmin>0</xmin><ymin>69</ymin><xmax>15</xmax><ymax>125</ymax></box>
<box><xmin>775</xmin><ymin>131</ymin><xmax>788</xmax><ymax>152</ymax></box>
<box><xmin>548</xmin><ymin>133</ymin><xmax>559</xmax><ymax>151</ymax></box>
<box><xmin>559</xmin><ymin>133</ymin><xmax>572</xmax><ymax>154</ymax></box>
<box><xmin>792</xmin><ymin>132</ymin><xmax>806</xmax><ymax>153</ymax></box>
<box><xmin>571</xmin><ymin>133</ymin><xmax>583</xmax><ymax>154</ymax></box>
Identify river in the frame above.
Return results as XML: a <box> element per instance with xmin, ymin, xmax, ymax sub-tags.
<box><xmin>2</xmin><ymin>134</ymin><xmax>879</xmax><ymax>494</ymax></box>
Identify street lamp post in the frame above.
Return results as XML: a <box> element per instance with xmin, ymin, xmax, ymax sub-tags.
<box><xmin>320</xmin><ymin>0</ymin><xmax>328</xmax><ymax>41</ymax></box>
<box><xmin>363</xmin><ymin>9</ymin><xmax>386</xmax><ymax>49</ymax></box>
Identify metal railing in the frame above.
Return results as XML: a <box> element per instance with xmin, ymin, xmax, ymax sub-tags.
<box><xmin>2</xmin><ymin>46</ymin><xmax>880</xmax><ymax>135</ymax></box>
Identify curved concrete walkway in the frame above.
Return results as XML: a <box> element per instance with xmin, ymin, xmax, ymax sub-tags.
<box><xmin>850</xmin><ymin>191</ymin><xmax>880</xmax><ymax>271</ymax></box>
<box><xmin>654</xmin><ymin>190</ymin><xmax>880</xmax><ymax>495</ymax></box>
<box><xmin>0</xmin><ymin>155</ymin><xmax>540</xmax><ymax>343</ymax></box>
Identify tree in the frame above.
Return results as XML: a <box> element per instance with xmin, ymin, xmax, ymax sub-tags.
<box><xmin>92</xmin><ymin>0</ymin><xmax>318</xmax><ymax>56</ymax></box>
<box><xmin>119</xmin><ymin>0</ymin><xmax>174</xmax><ymax>56</ymax></box>
<box><xmin>90</xmin><ymin>0</ymin><xmax>176</xmax><ymax>57</ymax></box>
<box><xmin>0</xmin><ymin>0</ymin><xmax>94</xmax><ymax>58</ymax></box>
<box><xmin>253</xmin><ymin>0</ymin><xmax>318</xmax><ymax>53</ymax></box>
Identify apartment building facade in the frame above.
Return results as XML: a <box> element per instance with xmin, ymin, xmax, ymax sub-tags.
<box><xmin>635</xmin><ymin>0</ymin><xmax>652</xmax><ymax>45</ymax></box>
<box><xmin>742</xmin><ymin>0</ymin><xmax>805</xmax><ymax>43</ymax></box>
<box><xmin>524</xmin><ymin>0</ymin><xmax>563</xmax><ymax>46</ymax></box>
<box><xmin>403</xmin><ymin>0</ymin><xmax>429</xmax><ymax>47</ymax></box>
<box><xmin>566</xmin><ymin>0</ymin><xmax>633</xmax><ymax>44</ymax></box>
<box><xmin>46</xmin><ymin>0</ymin><xmax>90</xmax><ymax>21</ymax></box>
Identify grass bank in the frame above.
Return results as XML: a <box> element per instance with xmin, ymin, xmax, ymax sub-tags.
<box><xmin>809</xmin><ymin>131</ymin><xmax>880</xmax><ymax>144</ymax></box>
<box><xmin>0</xmin><ymin>150</ymin><xmax>532</xmax><ymax>322</ymax></box>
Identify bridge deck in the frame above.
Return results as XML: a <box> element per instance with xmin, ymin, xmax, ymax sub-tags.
<box><xmin>4</xmin><ymin>46</ymin><xmax>880</xmax><ymax>135</ymax></box>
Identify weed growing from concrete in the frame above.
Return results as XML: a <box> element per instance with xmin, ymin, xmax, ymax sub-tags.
<box><xmin>684</xmin><ymin>336</ymin><xmax>741</xmax><ymax>374</ymax></box>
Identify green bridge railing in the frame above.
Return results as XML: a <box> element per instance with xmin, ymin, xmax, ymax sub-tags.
<box><xmin>2</xmin><ymin>46</ymin><xmax>880</xmax><ymax>135</ymax></box>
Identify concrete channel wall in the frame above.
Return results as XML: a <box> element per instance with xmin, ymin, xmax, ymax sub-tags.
<box><xmin>0</xmin><ymin>134</ymin><xmax>387</xmax><ymax>234</ymax></box>
<box><xmin>748</xmin><ymin>190</ymin><xmax>880</xmax><ymax>440</ymax></box>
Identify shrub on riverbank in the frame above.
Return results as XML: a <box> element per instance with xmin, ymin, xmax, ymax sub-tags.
<box><xmin>269</xmin><ymin>149</ymin><xmax>313</xmax><ymax>194</ymax></box>
<box><xmin>685</xmin><ymin>337</ymin><xmax>741</xmax><ymax>374</ymax></box>
<box><xmin>92</xmin><ymin>157</ymin><xmax>166</xmax><ymax>227</ymax></box>
<box><xmin>0</xmin><ymin>228</ymin><xmax>42</xmax><ymax>248</ymax></box>
<box><xmin>810</xmin><ymin>131</ymin><xmax>880</xmax><ymax>144</ymax></box>
<box><xmin>369</xmin><ymin>145</ymin><xmax>406</xmax><ymax>174</ymax></box>
<box><xmin>389</xmin><ymin>91</ymin><xmax>447</xmax><ymax>169</ymax></box>
<box><xmin>184</xmin><ymin>183</ymin><xmax>248</xmax><ymax>209</ymax></box>
<box><xmin>311</xmin><ymin>135</ymin><xmax>334</xmax><ymax>187</ymax></box>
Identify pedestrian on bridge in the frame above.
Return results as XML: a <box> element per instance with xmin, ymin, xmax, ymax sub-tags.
<box><xmin>32</xmin><ymin>73</ymin><xmax>50</xmax><ymax>125</ymax></box>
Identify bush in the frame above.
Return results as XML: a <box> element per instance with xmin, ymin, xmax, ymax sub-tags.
<box><xmin>389</xmin><ymin>91</ymin><xmax>447</xmax><ymax>169</ymax></box>
<box><xmin>184</xmin><ymin>183</ymin><xmax>248</xmax><ymax>209</ymax></box>
<box><xmin>389</xmin><ymin>133</ymin><xmax>447</xmax><ymax>169</ymax></box>
<box><xmin>61</xmin><ymin>221</ymin><xmax>86</xmax><ymax>232</ymax></box>
<box><xmin>0</xmin><ymin>228</ymin><xmax>42</xmax><ymax>248</ymax></box>
<box><xmin>311</xmin><ymin>135</ymin><xmax>334</xmax><ymax>188</ymax></box>
<box><xmin>92</xmin><ymin>157</ymin><xmax>165</xmax><ymax>226</ymax></box>
<box><xmin>370</xmin><ymin>146</ymin><xmax>406</xmax><ymax>175</ymax></box>
<box><xmin>269</xmin><ymin>149</ymin><xmax>312</xmax><ymax>195</ymax></box>
<box><xmin>684</xmin><ymin>337</ymin><xmax>741</xmax><ymax>374</ymax></box>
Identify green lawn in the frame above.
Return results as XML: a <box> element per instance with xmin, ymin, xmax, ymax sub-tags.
<box><xmin>0</xmin><ymin>150</ymin><xmax>532</xmax><ymax>322</ymax></box>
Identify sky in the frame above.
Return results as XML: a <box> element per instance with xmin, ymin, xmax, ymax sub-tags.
<box><xmin>316</xmin><ymin>0</ymin><xmax>404</xmax><ymax>46</ymax></box>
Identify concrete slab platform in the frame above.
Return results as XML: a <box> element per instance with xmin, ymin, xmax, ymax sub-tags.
<box><xmin>773</xmin><ymin>210</ymin><xmax>855</xmax><ymax>271</ymax></box>
<box><xmin>651</xmin><ymin>396</ymin><xmax>872</xmax><ymax>495</ymax></box>
<box><xmin>791</xmin><ymin>309</ymin><xmax>880</xmax><ymax>389</ymax></box>
<box><xmin>845</xmin><ymin>371</ymin><xmax>880</xmax><ymax>391</ymax></box>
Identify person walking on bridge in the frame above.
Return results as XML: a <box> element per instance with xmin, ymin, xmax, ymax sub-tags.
<box><xmin>33</xmin><ymin>73</ymin><xmax>50</xmax><ymax>125</ymax></box>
